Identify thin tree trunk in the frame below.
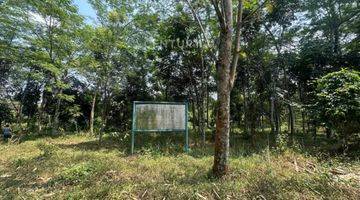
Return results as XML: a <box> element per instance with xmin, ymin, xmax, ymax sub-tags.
<box><xmin>276</xmin><ymin>105</ymin><xmax>281</xmax><ymax>134</ymax></box>
<box><xmin>37</xmin><ymin>81</ymin><xmax>49</xmax><ymax>133</ymax></box>
<box><xmin>199</xmin><ymin>103</ymin><xmax>205</xmax><ymax>146</ymax></box>
<box><xmin>75</xmin><ymin>121</ymin><xmax>78</xmax><ymax>133</ymax></box>
<box><xmin>99</xmin><ymin>82</ymin><xmax>109</xmax><ymax>144</ymax></box>
<box><xmin>288</xmin><ymin>104</ymin><xmax>295</xmax><ymax>145</ymax></box>
<box><xmin>200</xmin><ymin>43</ymin><xmax>206</xmax><ymax>146</ymax></box>
<box><xmin>290</xmin><ymin>105</ymin><xmax>295</xmax><ymax>135</ymax></box>
<box><xmin>312</xmin><ymin>124</ymin><xmax>317</xmax><ymax>142</ymax></box>
<box><xmin>52</xmin><ymin>88</ymin><xmax>63</xmax><ymax>135</ymax></box>
<box><xmin>38</xmin><ymin>97</ymin><xmax>44</xmax><ymax>132</ymax></box>
<box><xmin>191</xmin><ymin>101</ymin><xmax>196</xmax><ymax>129</ymax></box>
<box><xmin>89</xmin><ymin>91</ymin><xmax>97</xmax><ymax>135</ymax></box>
<box><xmin>299</xmin><ymin>86</ymin><xmax>306</xmax><ymax>135</ymax></box>
<box><xmin>191</xmin><ymin>101</ymin><xmax>198</xmax><ymax>146</ymax></box>
<box><xmin>206</xmin><ymin>86</ymin><xmax>210</xmax><ymax>127</ymax></box>
<box><xmin>302</xmin><ymin>111</ymin><xmax>306</xmax><ymax>134</ymax></box>
<box><xmin>326</xmin><ymin>127</ymin><xmax>332</xmax><ymax>139</ymax></box>
<box><xmin>197</xmin><ymin>103</ymin><xmax>202</xmax><ymax>140</ymax></box>
<box><xmin>261</xmin><ymin>115</ymin><xmax>264</xmax><ymax>134</ymax></box>
<box><xmin>243</xmin><ymin>87</ymin><xmax>248</xmax><ymax>135</ymax></box>
<box><xmin>270</xmin><ymin>97</ymin><xmax>275</xmax><ymax>134</ymax></box>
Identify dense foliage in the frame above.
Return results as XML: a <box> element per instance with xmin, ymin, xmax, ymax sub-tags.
<box><xmin>0</xmin><ymin>0</ymin><xmax>359</xmax><ymax>152</ymax></box>
<box><xmin>314</xmin><ymin>69</ymin><xmax>360</xmax><ymax>145</ymax></box>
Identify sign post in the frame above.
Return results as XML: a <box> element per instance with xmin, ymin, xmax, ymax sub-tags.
<box><xmin>131</xmin><ymin>101</ymin><xmax>189</xmax><ymax>154</ymax></box>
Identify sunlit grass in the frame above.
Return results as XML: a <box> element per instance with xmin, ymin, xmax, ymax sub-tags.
<box><xmin>0</xmin><ymin>133</ymin><xmax>359</xmax><ymax>199</ymax></box>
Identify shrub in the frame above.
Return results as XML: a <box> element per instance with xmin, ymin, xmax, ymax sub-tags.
<box><xmin>314</xmin><ymin>69</ymin><xmax>360</xmax><ymax>145</ymax></box>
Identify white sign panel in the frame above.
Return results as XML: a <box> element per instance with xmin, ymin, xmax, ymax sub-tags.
<box><xmin>134</xmin><ymin>103</ymin><xmax>186</xmax><ymax>131</ymax></box>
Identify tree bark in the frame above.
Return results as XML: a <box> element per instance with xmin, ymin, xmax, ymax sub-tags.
<box><xmin>213</xmin><ymin>57</ymin><xmax>231</xmax><ymax>177</ymax></box>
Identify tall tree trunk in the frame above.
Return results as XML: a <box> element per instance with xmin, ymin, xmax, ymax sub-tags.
<box><xmin>213</xmin><ymin>14</ymin><xmax>232</xmax><ymax>178</ymax></box>
<box><xmin>200</xmin><ymin>45</ymin><xmax>206</xmax><ymax>146</ymax></box>
<box><xmin>89</xmin><ymin>91</ymin><xmax>97</xmax><ymax>135</ymax></box>
<box><xmin>211</xmin><ymin>0</ymin><xmax>243</xmax><ymax>178</ymax></box>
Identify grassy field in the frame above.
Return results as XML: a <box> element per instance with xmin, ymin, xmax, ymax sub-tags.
<box><xmin>0</xmin><ymin>133</ymin><xmax>359</xmax><ymax>199</ymax></box>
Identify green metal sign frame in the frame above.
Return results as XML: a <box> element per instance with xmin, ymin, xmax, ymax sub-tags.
<box><xmin>131</xmin><ymin>101</ymin><xmax>189</xmax><ymax>154</ymax></box>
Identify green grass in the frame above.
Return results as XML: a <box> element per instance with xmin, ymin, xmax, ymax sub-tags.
<box><xmin>0</xmin><ymin>133</ymin><xmax>359</xmax><ymax>199</ymax></box>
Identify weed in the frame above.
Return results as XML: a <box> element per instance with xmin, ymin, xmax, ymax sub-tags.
<box><xmin>54</xmin><ymin>162</ymin><xmax>98</xmax><ymax>185</ymax></box>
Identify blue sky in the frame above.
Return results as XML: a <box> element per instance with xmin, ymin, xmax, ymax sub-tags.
<box><xmin>73</xmin><ymin>0</ymin><xmax>97</xmax><ymax>24</ymax></box>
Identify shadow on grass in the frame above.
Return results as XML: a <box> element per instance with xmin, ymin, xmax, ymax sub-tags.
<box><xmin>49</xmin><ymin>131</ymin><xmax>213</xmax><ymax>157</ymax></box>
<box><xmin>20</xmin><ymin>129</ymin><xmax>358</xmax><ymax>160</ymax></box>
<box><xmin>56</xmin><ymin>136</ymin><xmax>125</xmax><ymax>152</ymax></box>
<box><xmin>12</xmin><ymin>131</ymin><xmax>80</xmax><ymax>144</ymax></box>
<box><xmin>54</xmin><ymin>131</ymin><xmax>273</xmax><ymax>158</ymax></box>
<box><xmin>56</xmin><ymin>132</ymin><xmax>207</xmax><ymax>156</ymax></box>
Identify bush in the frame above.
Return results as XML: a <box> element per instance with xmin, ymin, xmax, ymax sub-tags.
<box><xmin>314</xmin><ymin>69</ymin><xmax>360</xmax><ymax>146</ymax></box>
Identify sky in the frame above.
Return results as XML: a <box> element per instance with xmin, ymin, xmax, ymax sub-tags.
<box><xmin>73</xmin><ymin>0</ymin><xmax>97</xmax><ymax>24</ymax></box>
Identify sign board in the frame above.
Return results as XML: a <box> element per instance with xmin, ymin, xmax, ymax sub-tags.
<box><xmin>131</xmin><ymin>101</ymin><xmax>189</xmax><ymax>153</ymax></box>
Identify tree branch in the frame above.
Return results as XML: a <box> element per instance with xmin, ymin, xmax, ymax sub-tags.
<box><xmin>184</xmin><ymin>0</ymin><xmax>210</xmax><ymax>46</ymax></box>
<box><xmin>183</xmin><ymin>0</ymin><xmax>217</xmax><ymax>62</ymax></box>
<box><xmin>242</xmin><ymin>0</ymin><xmax>269</xmax><ymax>22</ymax></box>
<box><xmin>229</xmin><ymin>0</ymin><xmax>243</xmax><ymax>89</ymax></box>
<box><xmin>210</xmin><ymin>0</ymin><xmax>225</xmax><ymax>30</ymax></box>
<box><xmin>264</xmin><ymin>23</ymin><xmax>281</xmax><ymax>54</ymax></box>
